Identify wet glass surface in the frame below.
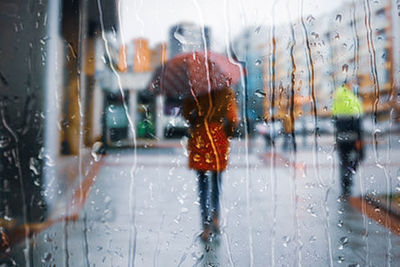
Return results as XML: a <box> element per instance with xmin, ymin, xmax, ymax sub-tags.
<box><xmin>1</xmin><ymin>0</ymin><xmax>400</xmax><ymax>266</ymax></box>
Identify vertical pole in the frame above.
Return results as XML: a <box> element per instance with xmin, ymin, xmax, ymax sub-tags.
<box><xmin>44</xmin><ymin>0</ymin><xmax>61</xmax><ymax>210</ymax></box>
<box><xmin>155</xmin><ymin>95</ymin><xmax>164</xmax><ymax>140</ymax></box>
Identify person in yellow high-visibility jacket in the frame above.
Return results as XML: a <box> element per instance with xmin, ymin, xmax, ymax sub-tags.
<box><xmin>333</xmin><ymin>84</ymin><xmax>364</xmax><ymax>197</ymax></box>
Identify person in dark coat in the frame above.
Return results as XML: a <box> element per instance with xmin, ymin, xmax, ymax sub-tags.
<box><xmin>332</xmin><ymin>84</ymin><xmax>364</xmax><ymax>197</ymax></box>
<box><xmin>182</xmin><ymin>87</ymin><xmax>238</xmax><ymax>241</ymax></box>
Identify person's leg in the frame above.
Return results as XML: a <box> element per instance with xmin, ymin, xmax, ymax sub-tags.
<box><xmin>197</xmin><ymin>171</ymin><xmax>209</xmax><ymax>225</ymax></box>
<box><xmin>210</xmin><ymin>171</ymin><xmax>222</xmax><ymax>231</ymax></box>
<box><xmin>338</xmin><ymin>143</ymin><xmax>353</xmax><ymax>197</ymax></box>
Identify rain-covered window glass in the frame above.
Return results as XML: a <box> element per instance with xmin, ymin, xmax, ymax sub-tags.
<box><xmin>1</xmin><ymin>0</ymin><xmax>400</xmax><ymax>266</ymax></box>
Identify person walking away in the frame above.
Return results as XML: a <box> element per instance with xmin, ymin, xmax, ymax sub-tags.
<box><xmin>182</xmin><ymin>87</ymin><xmax>238</xmax><ymax>242</ymax></box>
<box><xmin>332</xmin><ymin>84</ymin><xmax>364</xmax><ymax>197</ymax></box>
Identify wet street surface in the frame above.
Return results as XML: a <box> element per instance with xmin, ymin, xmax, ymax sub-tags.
<box><xmin>5</xmin><ymin>134</ymin><xmax>400</xmax><ymax>266</ymax></box>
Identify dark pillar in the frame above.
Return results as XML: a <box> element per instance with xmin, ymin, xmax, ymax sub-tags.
<box><xmin>0</xmin><ymin>1</ymin><xmax>48</xmax><ymax>224</ymax></box>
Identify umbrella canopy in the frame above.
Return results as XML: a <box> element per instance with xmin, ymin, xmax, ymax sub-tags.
<box><xmin>150</xmin><ymin>51</ymin><xmax>242</xmax><ymax>97</ymax></box>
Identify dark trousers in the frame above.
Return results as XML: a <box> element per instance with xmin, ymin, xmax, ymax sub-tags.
<box><xmin>335</xmin><ymin>117</ymin><xmax>363</xmax><ymax>196</ymax></box>
<box><xmin>337</xmin><ymin>140</ymin><xmax>358</xmax><ymax>195</ymax></box>
<box><xmin>196</xmin><ymin>171</ymin><xmax>222</xmax><ymax>225</ymax></box>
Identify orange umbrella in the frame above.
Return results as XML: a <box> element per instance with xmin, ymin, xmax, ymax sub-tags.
<box><xmin>150</xmin><ymin>51</ymin><xmax>242</xmax><ymax>97</ymax></box>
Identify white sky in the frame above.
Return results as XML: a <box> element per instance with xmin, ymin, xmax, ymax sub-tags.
<box><xmin>119</xmin><ymin>0</ymin><xmax>349</xmax><ymax>50</ymax></box>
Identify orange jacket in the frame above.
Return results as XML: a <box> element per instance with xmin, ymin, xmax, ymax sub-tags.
<box><xmin>182</xmin><ymin>88</ymin><xmax>238</xmax><ymax>171</ymax></box>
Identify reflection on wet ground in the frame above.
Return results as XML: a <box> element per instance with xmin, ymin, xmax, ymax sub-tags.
<box><xmin>3</xmin><ymin>134</ymin><xmax>400</xmax><ymax>266</ymax></box>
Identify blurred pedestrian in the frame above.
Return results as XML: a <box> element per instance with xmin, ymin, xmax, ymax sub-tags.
<box><xmin>332</xmin><ymin>83</ymin><xmax>364</xmax><ymax>197</ymax></box>
<box><xmin>182</xmin><ymin>87</ymin><xmax>238</xmax><ymax>242</ymax></box>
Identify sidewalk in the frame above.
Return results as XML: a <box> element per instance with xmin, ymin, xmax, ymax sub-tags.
<box><xmin>4</xmin><ymin>135</ymin><xmax>400</xmax><ymax>266</ymax></box>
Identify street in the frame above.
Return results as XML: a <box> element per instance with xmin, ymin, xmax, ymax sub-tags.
<box><xmin>6</xmin><ymin>133</ymin><xmax>400</xmax><ymax>266</ymax></box>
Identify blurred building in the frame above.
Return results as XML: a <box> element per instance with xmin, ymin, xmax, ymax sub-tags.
<box><xmin>231</xmin><ymin>27</ymin><xmax>270</xmax><ymax>135</ymax></box>
<box><xmin>0</xmin><ymin>0</ymin><xmax>120</xmax><ymax>224</ymax></box>
<box><xmin>93</xmin><ymin>37</ymin><xmax>168</xmax><ymax>145</ymax></box>
<box><xmin>233</xmin><ymin>0</ymin><xmax>399</xmax><ymax>136</ymax></box>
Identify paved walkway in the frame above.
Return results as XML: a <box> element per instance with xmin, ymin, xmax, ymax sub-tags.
<box><xmin>4</xmin><ymin>134</ymin><xmax>400</xmax><ymax>266</ymax></box>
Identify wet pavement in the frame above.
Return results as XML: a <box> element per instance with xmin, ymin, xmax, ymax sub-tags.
<box><xmin>5</xmin><ymin>134</ymin><xmax>400</xmax><ymax>266</ymax></box>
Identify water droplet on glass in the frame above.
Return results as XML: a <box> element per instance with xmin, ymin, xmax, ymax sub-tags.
<box><xmin>43</xmin><ymin>233</ymin><xmax>53</xmax><ymax>243</ymax></box>
<box><xmin>334</xmin><ymin>33</ymin><xmax>340</xmax><ymax>40</ymax></box>
<box><xmin>338</xmin><ymin>220</ymin><xmax>343</xmax><ymax>227</ymax></box>
<box><xmin>338</xmin><ymin>236</ymin><xmax>348</xmax><ymax>250</ymax></box>
<box><xmin>336</xmin><ymin>14</ymin><xmax>342</xmax><ymax>22</ymax></box>
<box><xmin>254</xmin><ymin>90</ymin><xmax>266</xmax><ymax>98</ymax></box>
<box><xmin>104</xmin><ymin>195</ymin><xmax>112</xmax><ymax>204</ymax></box>
<box><xmin>173</xmin><ymin>31</ymin><xmax>187</xmax><ymax>45</ymax></box>
<box><xmin>41</xmin><ymin>252</ymin><xmax>52</xmax><ymax>263</ymax></box>
<box><xmin>342</xmin><ymin>64</ymin><xmax>349</xmax><ymax>73</ymax></box>
<box><xmin>311</xmin><ymin>32</ymin><xmax>319</xmax><ymax>39</ymax></box>
<box><xmin>337</xmin><ymin>255</ymin><xmax>345</xmax><ymax>263</ymax></box>
<box><xmin>29</xmin><ymin>158</ymin><xmax>40</xmax><ymax>175</ymax></box>
<box><xmin>108</xmin><ymin>104</ymin><xmax>116</xmax><ymax>113</ymax></box>
<box><xmin>255</xmin><ymin>59</ymin><xmax>262</xmax><ymax>66</ymax></box>
<box><xmin>282</xmin><ymin>236</ymin><xmax>291</xmax><ymax>247</ymax></box>
<box><xmin>307</xmin><ymin>15</ymin><xmax>315</xmax><ymax>23</ymax></box>
<box><xmin>0</xmin><ymin>135</ymin><xmax>11</xmax><ymax>148</ymax></box>
<box><xmin>255</xmin><ymin>26</ymin><xmax>261</xmax><ymax>34</ymax></box>
<box><xmin>34</xmin><ymin>179</ymin><xmax>40</xmax><ymax>186</ymax></box>
<box><xmin>91</xmin><ymin>141</ymin><xmax>104</xmax><ymax>161</ymax></box>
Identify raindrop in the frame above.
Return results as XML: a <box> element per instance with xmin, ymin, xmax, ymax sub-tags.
<box><xmin>33</xmin><ymin>179</ymin><xmax>40</xmax><ymax>186</ymax></box>
<box><xmin>41</xmin><ymin>252</ymin><xmax>52</xmax><ymax>263</ymax></box>
<box><xmin>338</xmin><ymin>236</ymin><xmax>348</xmax><ymax>250</ymax></box>
<box><xmin>193</xmin><ymin>154</ymin><xmax>201</xmax><ymax>162</ymax></box>
<box><xmin>104</xmin><ymin>195</ymin><xmax>112</xmax><ymax>204</ymax></box>
<box><xmin>91</xmin><ymin>141</ymin><xmax>104</xmax><ymax>161</ymax></box>
<box><xmin>311</xmin><ymin>32</ymin><xmax>319</xmax><ymax>39</ymax></box>
<box><xmin>29</xmin><ymin>158</ymin><xmax>39</xmax><ymax>175</ymax></box>
<box><xmin>334</xmin><ymin>33</ymin><xmax>340</xmax><ymax>40</ymax></box>
<box><xmin>254</xmin><ymin>90</ymin><xmax>266</xmax><ymax>98</ymax></box>
<box><xmin>306</xmin><ymin>15</ymin><xmax>315</xmax><ymax>23</ymax></box>
<box><xmin>282</xmin><ymin>235</ymin><xmax>291</xmax><ymax>247</ymax></box>
<box><xmin>337</xmin><ymin>255</ymin><xmax>345</xmax><ymax>263</ymax></box>
<box><xmin>43</xmin><ymin>233</ymin><xmax>53</xmax><ymax>243</ymax></box>
<box><xmin>335</xmin><ymin>14</ymin><xmax>342</xmax><ymax>22</ymax></box>
<box><xmin>173</xmin><ymin>31</ymin><xmax>187</xmax><ymax>45</ymax></box>
<box><xmin>342</xmin><ymin>64</ymin><xmax>349</xmax><ymax>73</ymax></box>
<box><xmin>108</xmin><ymin>104</ymin><xmax>116</xmax><ymax>113</ymax></box>
<box><xmin>255</xmin><ymin>59</ymin><xmax>262</xmax><ymax>66</ymax></box>
<box><xmin>44</xmin><ymin>156</ymin><xmax>55</xmax><ymax>167</ymax></box>
<box><xmin>337</xmin><ymin>220</ymin><xmax>343</xmax><ymax>227</ymax></box>
<box><xmin>306</xmin><ymin>204</ymin><xmax>317</xmax><ymax>217</ymax></box>
<box><xmin>0</xmin><ymin>135</ymin><xmax>11</xmax><ymax>148</ymax></box>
